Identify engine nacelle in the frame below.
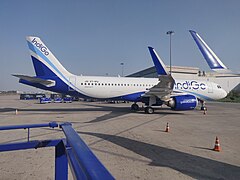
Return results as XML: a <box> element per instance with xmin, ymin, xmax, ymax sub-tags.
<box><xmin>167</xmin><ymin>95</ymin><xmax>198</xmax><ymax>110</ymax></box>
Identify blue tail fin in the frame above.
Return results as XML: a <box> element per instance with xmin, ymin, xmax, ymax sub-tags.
<box><xmin>189</xmin><ymin>30</ymin><xmax>229</xmax><ymax>72</ymax></box>
<box><xmin>26</xmin><ymin>36</ymin><xmax>72</xmax><ymax>77</ymax></box>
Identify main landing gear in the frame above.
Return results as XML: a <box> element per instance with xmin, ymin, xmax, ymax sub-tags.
<box><xmin>144</xmin><ymin>106</ymin><xmax>154</xmax><ymax>114</ymax></box>
<box><xmin>131</xmin><ymin>97</ymin><xmax>157</xmax><ymax>114</ymax></box>
<box><xmin>131</xmin><ymin>103</ymin><xmax>155</xmax><ymax>114</ymax></box>
<box><xmin>131</xmin><ymin>103</ymin><xmax>139</xmax><ymax>111</ymax></box>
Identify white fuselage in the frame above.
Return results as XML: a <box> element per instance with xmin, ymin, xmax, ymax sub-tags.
<box><xmin>68</xmin><ymin>75</ymin><xmax>227</xmax><ymax>101</ymax></box>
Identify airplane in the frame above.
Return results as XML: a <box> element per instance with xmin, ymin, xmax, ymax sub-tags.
<box><xmin>189</xmin><ymin>30</ymin><xmax>239</xmax><ymax>74</ymax></box>
<box><xmin>13</xmin><ymin>36</ymin><xmax>227</xmax><ymax>114</ymax></box>
<box><xmin>189</xmin><ymin>30</ymin><xmax>240</xmax><ymax>93</ymax></box>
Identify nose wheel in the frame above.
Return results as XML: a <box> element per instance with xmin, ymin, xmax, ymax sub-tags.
<box><xmin>200</xmin><ymin>100</ymin><xmax>207</xmax><ymax>111</ymax></box>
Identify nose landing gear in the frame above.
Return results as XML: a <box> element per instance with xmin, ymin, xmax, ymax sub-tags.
<box><xmin>200</xmin><ymin>100</ymin><xmax>207</xmax><ymax>111</ymax></box>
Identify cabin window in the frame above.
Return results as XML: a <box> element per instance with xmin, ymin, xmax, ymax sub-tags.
<box><xmin>81</xmin><ymin>83</ymin><xmax>83</xmax><ymax>85</ymax></box>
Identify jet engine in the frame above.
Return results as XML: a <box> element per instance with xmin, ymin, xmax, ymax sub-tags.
<box><xmin>167</xmin><ymin>95</ymin><xmax>198</xmax><ymax>110</ymax></box>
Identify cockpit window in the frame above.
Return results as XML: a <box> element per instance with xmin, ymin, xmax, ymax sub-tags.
<box><xmin>217</xmin><ymin>85</ymin><xmax>221</xmax><ymax>88</ymax></box>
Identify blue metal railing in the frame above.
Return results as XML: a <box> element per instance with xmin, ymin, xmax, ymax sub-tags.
<box><xmin>0</xmin><ymin>122</ymin><xmax>114</xmax><ymax>180</ymax></box>
<box><xmin>60</xmin><ymin>122</ymin><xmax>114</xmax><ymax>180</ymax></box>
<box><xmin>0</xmin><ymin>122</ymin><xmax>58</xmax><ymax>130</ymax></box>
<box><xmin>0</xmin><ymin>122</ymin><xmax>58</xmax><ymax>142</ymax></box>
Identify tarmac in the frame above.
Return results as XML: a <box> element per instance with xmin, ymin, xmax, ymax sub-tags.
<box><xmin>0</xmin><ymin>95</ymin><xmax>239</xmax><ymax>180</ymax></box>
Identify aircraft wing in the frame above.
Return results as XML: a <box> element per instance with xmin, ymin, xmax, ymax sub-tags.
<box><xmin>12</xmin><ymin>74</ymin><xmax>55</xmax><ymax>87</ymax></box>
<box><xmin>145</xmin><ymin>47</ymin><xmax>175</xmax><ymax>101</ymax></box>
<box><xmin>145</xmin><ymin>74</ymin><xmax>175</xmax><ymax>101</ymax></box>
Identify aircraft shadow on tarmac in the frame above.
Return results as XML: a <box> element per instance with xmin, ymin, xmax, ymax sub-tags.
<box><xmin>79</xmin><ymin>131</ymin><xmax>240</xmax><ymax>180</ymax></box>
<box><xmin>81</xmin><ymin>103</ymin><xmax>184</xmax><ymax>123</ymax></box>
<box><xmin>12</xmin><ymin>104</ymin><xmax>184</xmax><ymax>124</ymax></box>
<box><xmin>0</xmin><ymin>108</ymin><xmax>17</xmax><ymax>113</ymax></box>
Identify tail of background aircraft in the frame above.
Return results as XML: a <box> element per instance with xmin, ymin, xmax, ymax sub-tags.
<box><xmin>189</xmin><ymin>30</ymin><xmax>231</xmax><ymax>73</ymax></box>
<box><xmin>26</xmin><ymin>36</ymin><xmax>72</xmax><ymax>77</ymax></box>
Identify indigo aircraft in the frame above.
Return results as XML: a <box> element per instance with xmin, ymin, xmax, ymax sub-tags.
<box><xmin>13</xmin><ymin>36</ymin><xmax>227</xmax><ymax>114</ymax></box>
<box><xmin>190</xmin><ymin>30</ymin><xmax>240</xmax><ymax>93</ymax></box>
<box><xmin>190</xmin><ymin>30</ymin><xmax>233</xmax><ymax>74</ymax></box>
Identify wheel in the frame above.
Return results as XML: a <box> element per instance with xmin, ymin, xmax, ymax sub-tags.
<box><xmin>201</xmin><ymin>106</ymin><xmax>206</xmax><ymax>111</ymax></box>
<box><xmin>145</xmin><ymin>107</ymin><xmax>154</xmax><ymax>114</ymax></box>
<box><xmin>131</xmin><ymin>103</ymin><xmax>139</xmax><ymax>111</ymax></box>
<box><xmin>200</xmin><ymin>100</ymin><xmax>206</xmax><ymax>111</ymax></box>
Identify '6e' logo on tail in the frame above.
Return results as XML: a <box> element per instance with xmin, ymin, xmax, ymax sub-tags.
<box><xmin>32</xmin><ymin>38</ymin><xmax>49</xmax><ymax>56</ymax></box>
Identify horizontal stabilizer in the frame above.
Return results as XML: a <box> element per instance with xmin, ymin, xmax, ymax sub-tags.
<box><xmin>12</xmin><ymin>74</ymin><xmax>55</xmax><ymax>87</ymax></box>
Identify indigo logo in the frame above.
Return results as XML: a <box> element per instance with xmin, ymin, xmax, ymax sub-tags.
<box><xmin>32</xmin><ymin>38</ymin><xmax>49</xmax><ymax>56</ymax></box>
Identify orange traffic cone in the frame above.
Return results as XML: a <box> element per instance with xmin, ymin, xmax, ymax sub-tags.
<box><xmin>213</xmin><ymin>136</ymin><xmax>221</xmax><ymax>152</ymax></box>
<box><xmin>165</xmin><ymin>123</ymin><xmax>169</xmax><ymax>132</ymax></box>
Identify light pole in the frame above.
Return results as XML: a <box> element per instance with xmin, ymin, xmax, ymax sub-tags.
<box><xmin>120</xmin><ymin>62</ymin><xmax>124</xmax><ymax>76</ymax></box>
<box><xmin>166</xmin><ymin>31</ymin><xmax>174</xmax><ymax>74</ymax></box>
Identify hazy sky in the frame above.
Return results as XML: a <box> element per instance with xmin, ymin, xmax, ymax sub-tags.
<box><xmin>1</xmin><ymin>0</ymin><xmax>240</xmax><ymax>91</ymax></box>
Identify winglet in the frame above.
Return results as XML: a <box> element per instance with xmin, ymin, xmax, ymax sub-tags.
<box><xmin>148</xmin><ymin>46</ymin><xmax>168</xmax><ymax>75</ymax></box>
<box><xmin>189</xmin><ymin>30</ymin><xmax>229</xmax><ymax>72</ymax></box>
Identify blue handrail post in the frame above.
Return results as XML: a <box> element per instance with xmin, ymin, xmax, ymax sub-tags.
<box><xmin>60</xmin><ymin>122</ymin><xmax>114</xmax><ymax>180</ymax></box>
<box><xmin>55</xmin><ymin>140</ymin><xmax>68</xmax><ymax>180</ymax></box>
